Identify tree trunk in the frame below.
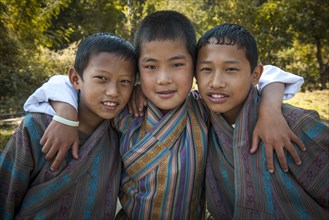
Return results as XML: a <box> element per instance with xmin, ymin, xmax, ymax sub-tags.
<box><xmin>315</xmin><ymin>38</ymin><xmax>327</xmax><ymax>89</ymax></box>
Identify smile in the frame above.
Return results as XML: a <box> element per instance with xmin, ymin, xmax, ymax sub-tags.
<box><xmin>103</xmin><ymin>101</ymin><xmax>119</xmax><ymax>107</ymax></box>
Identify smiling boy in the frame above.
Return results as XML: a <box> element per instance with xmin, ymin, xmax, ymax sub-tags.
<box><xmin>0</xmin><ymin>33</ymin><xmax>136</xmax><ymax>219</ymax></box>
<box><xmin>196</xmin><ymin>23</ymin><xmax>329</xmax><ymax>219</ymax></box>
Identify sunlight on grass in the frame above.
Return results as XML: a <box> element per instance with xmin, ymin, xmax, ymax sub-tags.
<box><xmin>284</xmin><ymin>89</ymin><xmax>329</xmax><ymax>123</ymax></box>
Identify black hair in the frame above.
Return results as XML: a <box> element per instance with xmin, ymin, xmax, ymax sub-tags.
<box><xmin>197</xmin><ymin>24</ymin><xmax>258</xmax><ymax>72</ymax></box>
<box><xmin>134</xmin><ymin>10</ymin><xmax>197</xmax><ymax>65</ymax></box>
<box><xmin>74</xmin><ymin>33</ymin><xmax>137</xmax><ymax>79</ymax></box>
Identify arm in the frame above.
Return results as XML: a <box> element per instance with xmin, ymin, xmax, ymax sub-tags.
<box><xmin>24</xmin><ymin>75</ymin><xmax>79</xmax><ymax>170</ymax></box>
<box><xmin>252</xmin><ymin>66</ymin><xmax>305</xmax><ymax>173</ymax></box>
<box><xmin>24</xmin><ymin>75</ymin><xmax>79</xmax><ymax>114</ymax></box>
<box><xmin>258</xmin><ymin>65</ymin><xmax>304</xmax><ymax>100</ymax></box>
<box><xmin>41</xmin><ymin>102</ymin><xmax>79</xmax><ymax>170</ymax></box>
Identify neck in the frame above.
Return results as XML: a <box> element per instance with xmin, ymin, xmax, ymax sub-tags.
<box><xmin>78</xmin><ymin>108</ymin><xmax>104</xmax><ymax>135</ymax></box>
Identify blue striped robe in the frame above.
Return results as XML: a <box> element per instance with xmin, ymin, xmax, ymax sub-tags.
<box><xmin>0</xmin><ymin>113</ymin><xmax>121</xmax><ymax>219</ymax></box>
<box><xmin>114</xmin><ymin>91</ymin><xmax>208</xmax><ymax>219</ymax></box>
<box><xmin>206</xmin><ymin>86</ymin><xmax>329</xmax><ymax>219</ymax></box>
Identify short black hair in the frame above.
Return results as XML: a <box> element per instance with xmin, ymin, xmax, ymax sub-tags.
<box><xmin>134</xmin><ymin>10</ymin><xmax>197</xmax><ymax>65</ymax></box>
<box><xmin>74</xmin><ymin>33</ymin><xmax>137</xmax><ymax>79</ymax></box>
<box><xmin>197</xmin><ymin>24</ymin><xmax>258</xmax><ymax>72</ymax></box>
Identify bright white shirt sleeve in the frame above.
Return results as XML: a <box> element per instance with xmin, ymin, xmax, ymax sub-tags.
<box><xmin>258</xmin><ymin>65</ymin><xmax>304</xmax><ymax>100</ymax></box>
<box><xmin>24</xmin><ymin>75</ymin><xmax>78</xmax><ymax>116</ymax></box>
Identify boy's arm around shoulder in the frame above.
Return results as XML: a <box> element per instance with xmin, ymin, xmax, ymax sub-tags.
<box><xmin>258</xmin><ymin>65</ymin><xmax>304</xmax><ymax>100</ymax></box>
<box><xmin>283</xmin><ymin>105</ymin><xmax>329</xmax><ymax>207</ymax></box>
<box><xmin>24</xmin><ymin>75</ymin><xmax>79</xmax><ymax>115</ymax></box>
<box><xmin>0</xmin><ymin>113</ymin><xmax>50</xmax><ymax>217</ymax></box>
<box><xmin>24</xmin><ymin>74</ymin><xmax>79</xmax><ymax>171</ymax></box>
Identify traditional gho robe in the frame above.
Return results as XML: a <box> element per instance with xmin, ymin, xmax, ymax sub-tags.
<box><xmin>114</xmin><ymin>92</ymin><xmax>208</xmax><ymax>220</ymax></box>
<box><xmin>0</xmin><ymin>113</ymin><xmax>121</xmax><ymax>220</ymax></box>
<box><xmin>206</xmin><ymin>86</ymin><xmax>329</xmax><ymax>219</ymax></box>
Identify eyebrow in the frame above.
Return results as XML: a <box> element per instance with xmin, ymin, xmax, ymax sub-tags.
<box><xmin>141</xmin><ymin>55</ymin><xmax>187</xmax><ymax>63</ymax></box>
<box><xmin>198</xmin><ymin>60</ymin><xmax>240</xmax><ymax>64</ymax></box>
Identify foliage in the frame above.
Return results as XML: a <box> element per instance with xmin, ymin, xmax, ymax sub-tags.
<box><xmin>0</xmin><ymin>43</ymin><xmax>76</xmax><ymax>114</ymax></box>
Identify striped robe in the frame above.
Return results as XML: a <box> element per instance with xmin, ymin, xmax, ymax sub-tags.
<box><xmin>114</xmin><ymin>91</ymin><xmax>208</xmax><ymax>220</ymax></box>
<box><xmin>206</xmin><ymin>86</ymin><xmax>329</xmax><ymax>219</ymax></box>
<box><xmin>0</xmin><ymin>113</ymin><xmax>121</xmax><ymax>220</ymax></box>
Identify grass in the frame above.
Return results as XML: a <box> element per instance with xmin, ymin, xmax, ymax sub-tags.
<box><xmin>0</xmin><ymin>90</ymin><xmax>328</xmax><ymax>152</ymax></box>
<box><xmin>284</xmin><ymin>89</ymin><xmax>329</xmax><ymax>125</ymax></box>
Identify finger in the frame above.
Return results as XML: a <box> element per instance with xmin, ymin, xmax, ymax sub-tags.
<box><xmin>138</xmin><ymin>96</ymin><xmax>145</xmax><ymax>116</ymax></box>
<box><xmin>41</xmin><ymin>140</ymin><xmax>51</xmax><ymax>154</ymax></box>
<box><xmin>250</xmin><ymin>132</ymin><xmax>260</xmax><ymax>154</ymax></box>
<box><xmin>131</xmin><ymin>98</ymin><xmax>139</xmax><ymax>117</ymax></box>
<box><xmin>275</xmin><ymin>146</ymin><xmax>288</xmax><ymax>172</ymax></box>
<box><xmin>40</xmin><ymin>133</ymin><xmax>47</xmax><ymax>145</ymax></box>
<box><xmin>284</xmin><ymin>142</ymin><xmax>301</xmax><ymax>165</ymax></box>
<box><xmin>72</xmin><ymin>141</ymin><xmax>79</xmax><ymax>159</ymax></box>
<box><xmin>290</xmin><ymin>133</ymin><xmax>306</xmax><ymax>151</ymax></box>
<box><xmin>128</xmin><ymin>103</ymin><xmax>133</xmax><ymax>115</ymax></box>
<box><xmin>51</xmin><ymin>149</ymin><xmax>67</xmax><ymax>171</ymax></box>
<box><xmin>265</xmin><ymin>146</ymin><xmax>275</xmax><ymax>173</ymax></box>
<box><xmin>45</xmin><ymin>144</ymin><xmax>59</xmax><ymax>160</ymax></box>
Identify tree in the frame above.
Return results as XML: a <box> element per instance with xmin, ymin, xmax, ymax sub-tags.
<box><xmin>285</xmin><ymin>0</ymin><xmax>329</xmax><ymax>89</ymax></box>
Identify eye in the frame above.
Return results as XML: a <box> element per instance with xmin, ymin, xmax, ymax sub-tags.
<box><xmin>200</xmin><ymin>67</ymin><xmax>212</xmax><ymax>72</ymax></box>
<box><xmin>226</xmin><ymin>68</ymin><xmax>239</xmax><ymax>72</ymax></box>
<box><xmin>95</xmin><ymin>76</ymin><xmax>107</xmax><ymax>81</ymax></box>
<box><xmin>144</xmin><ymin>65</ymin><xmax>156</xmax><ymax>70</ymax></box>
<box><xmin>172</xmin><ymin>63</ymin><xmax>184</xmax><ymax>68</ymax></box>
<box><xmin>121</xmin><ymin>79</ymin><xmax>131</xmax><ymax>84</ymax></box>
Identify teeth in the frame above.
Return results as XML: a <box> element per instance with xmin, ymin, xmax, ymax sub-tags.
<box><xmin>211</xmin><ymin>94</ymin><xmax>225</xmax><ymax>98</ymax></box>
<box><xmin>104</xmin><ymin>102</ymin><xmax>118</xmax><ymax>107</ymax></box>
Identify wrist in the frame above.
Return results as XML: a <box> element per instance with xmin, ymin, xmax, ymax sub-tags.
<box><xmin>53</xmin><ymin>115</ymin><xmax>79</xmax><ymax>127</ymax></box>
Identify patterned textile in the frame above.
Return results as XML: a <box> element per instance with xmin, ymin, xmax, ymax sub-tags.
<box><xmin>0</xmin><ymin>113</ymin><xmax>121</xmax><ymax>219</ymax></box>
<box><xmin>114</xmin><ymin>91</ymin><xmax>208</xmax><ymax>220</ymax></box>
<box><xmin>206</xmin><ymin>86</ymin><xmax>329</xmax><ymax>219</ymax></box>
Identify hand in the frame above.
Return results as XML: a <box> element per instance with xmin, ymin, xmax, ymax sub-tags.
<box><xmin>40</xmin><ymin>120</ymin><xmax>79</xmax><ymax>171</ymax></box>
<box><xmin>128</xmin><ymin>84</ymin><xmax>147</xmax><ymax>117</ymax></box>
<box><xmin>250</xmin><ymin>108</ymin><xmax>306</xmax><ymax>173</ymax></box>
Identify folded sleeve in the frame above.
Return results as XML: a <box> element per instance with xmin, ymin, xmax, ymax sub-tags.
<box><xmin>24</xmin><ymin>75</ymin><xmax>78</xmax><ymax>116</ymax></box>
<box><xmin>258</xmin><ymin>65</ymin><xmax>304</xmax><ymax>100</ymax></box>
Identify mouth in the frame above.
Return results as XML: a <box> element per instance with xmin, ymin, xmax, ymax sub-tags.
<box><xmin>102</xmin><ymin>101</ymin><xmax>119</xmax><ymax>109</ymax></box>
<box><xmin>156</xmin><ymin>90</ymin><xmax>176</xmax><ymax>98</ymax></box>
<box><xmin>207</xmin><ymin>92</ymin><xmax>229</xmax><ymax>103</ymax></box>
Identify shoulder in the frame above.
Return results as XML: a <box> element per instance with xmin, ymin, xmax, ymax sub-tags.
<box><xmin>282</xmin><ymin>104</ymin><xmax>321</xmax><ymax>124</ymax></box>
<box><xmin>22</xmin><ymin>113</ymin><xmax>52</xmax><ymax>130</ymax></box>
<box><xmin>282</xmin><ymin>104</ymin><xmax>328</xmax><ymax>134</ymax></box>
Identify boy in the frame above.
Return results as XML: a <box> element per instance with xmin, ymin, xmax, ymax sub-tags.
<box><xmin>24</xmin><ymin>11</ymin><xmax>304</xmax><ymax>219</ymax></box>
<box><xmin>0</xmin><ymin>33</ymin><xmax>137</xmax><ymax>219</ymax></box>
<box><xmin>196</xmin><ymin>23</ymin><xmax>329</xmax><ymax>219</ymax></box>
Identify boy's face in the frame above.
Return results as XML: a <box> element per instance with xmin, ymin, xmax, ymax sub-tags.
<box><xmin>139</xmin><ymin>40</ymin><xmax>193</xmax><ymax>113</ymax></box>
<box><xmin>71</xmin><ymin>52</ymin><xmax>135</xmax><ymax>124</ymax></box>
<box><xmin>196</xmin><ymin>43</ymin><xmax>261</xmax><ymax>124</ymax></box>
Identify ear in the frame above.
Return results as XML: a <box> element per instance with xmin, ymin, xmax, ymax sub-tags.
<box><xmin>68</xmin><ymin>68</ymin><xmax>81</xmax><ymax>90</ymax></box>
<box><xmin>251</xmin><ymin>64</ymin><xmax>263</xmax><ymax>85</ymax></box>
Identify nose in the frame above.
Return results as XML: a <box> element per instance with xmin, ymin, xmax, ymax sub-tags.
<box><xmin>210</xmin><ymin>71</ymin><xmax>225</xmax><ymax>88</ymax></box>
<box><xmin>105</xmin><ymin>82</ymin><xmax>119</xmax><ymax>97</ymax></box>
<box><xmin>157</xmin><ymin>67</ymin><xmax>172</xmax><ymax>85</ymax></box>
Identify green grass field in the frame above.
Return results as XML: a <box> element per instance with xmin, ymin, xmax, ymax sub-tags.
<box><xmin>1</xmin><ymin>90</ymin><xmax>328</xmax><ymax>152</ymax></box>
